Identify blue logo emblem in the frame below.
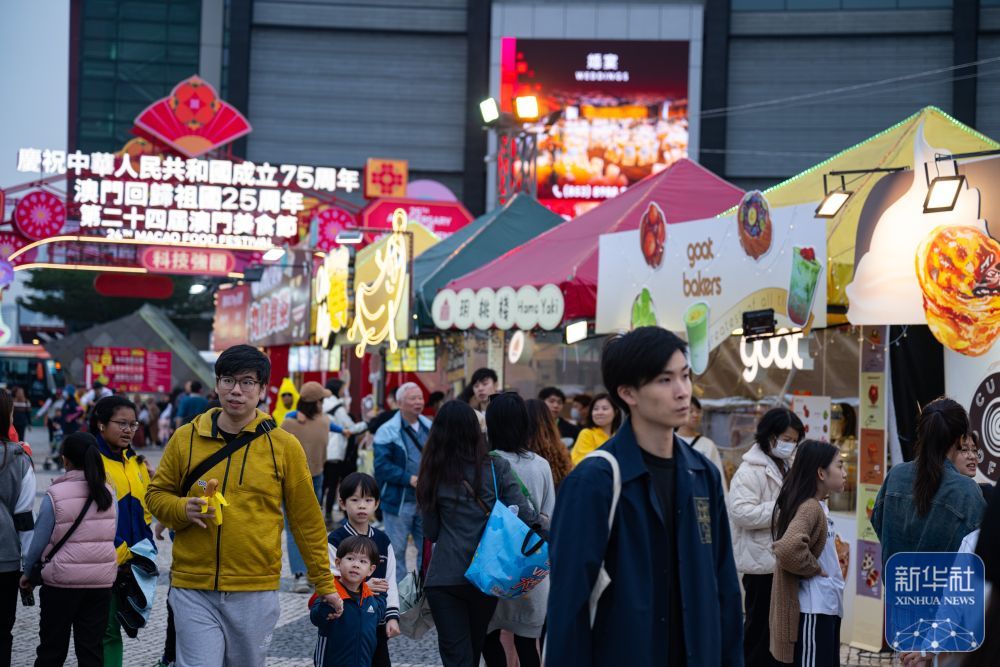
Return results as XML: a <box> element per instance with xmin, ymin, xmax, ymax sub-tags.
<box><xmin>885</xmin><ymin>552</ymin><xmax>985</xmax><ymax>653</ymax></box>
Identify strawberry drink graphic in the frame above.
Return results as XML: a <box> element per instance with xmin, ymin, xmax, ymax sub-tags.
<box><xmin>787</xmin><ymin>247</ymin><xmax>822</xmax><ymax>327</ymax></box>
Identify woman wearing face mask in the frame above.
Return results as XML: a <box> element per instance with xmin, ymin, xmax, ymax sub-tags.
<box><xmin>728</xmin><ymin>407</ymin><xmax>804</xmax><ymax>667</ymax></box>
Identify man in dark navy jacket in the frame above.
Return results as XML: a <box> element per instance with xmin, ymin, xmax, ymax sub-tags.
<box><xmin>547</xmin><ymin>327</ymin><xmax>743</xmax><ymax>667</ymax></box>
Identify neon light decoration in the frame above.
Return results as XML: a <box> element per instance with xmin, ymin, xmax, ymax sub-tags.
<box><xmin>348</xmin><ymin>208</ymin><xmax>409</xmax><ymax>357</ymax></box>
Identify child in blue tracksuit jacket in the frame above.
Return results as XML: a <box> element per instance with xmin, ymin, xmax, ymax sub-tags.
<box><xmin>310</xmin><ymin>535</ymin><xmax>387</xmax><ymax>667</ymax></box>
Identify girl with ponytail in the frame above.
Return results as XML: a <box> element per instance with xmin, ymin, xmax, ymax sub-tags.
<box><xmin>871</xmin><ymin>397</ymin><xmax>986</xmax><ymax>571</ymax></box>
<box><xmin>19</xmin><ymin>432</ymin><xmax>118</xmax><ymax>666</ymax></box>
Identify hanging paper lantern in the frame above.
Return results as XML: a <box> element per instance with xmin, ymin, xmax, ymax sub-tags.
<box><xmin>315</xmin><ymin>207</ymin><xmax>356</xmax><ymax>251</ymax></box>
<box><xmin>0</xmin><ymin>258</ymin><xmax>13</xmax><ymax>289</ymax></box>
<box><xmin>14</xmin><ymin>191</ymin><xmax>66</xmax><ymax>241</ymax></box>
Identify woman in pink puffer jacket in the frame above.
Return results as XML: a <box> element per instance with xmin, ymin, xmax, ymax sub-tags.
<box><xmin>20</xmin><ymin>432</ymin><xmax>117</xmax><ymax>667</ymax></box>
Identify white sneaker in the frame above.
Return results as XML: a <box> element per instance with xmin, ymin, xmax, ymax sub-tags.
<box><xmin>292</xmin><ymin>574</ymin><xmax>311</xmax><ymax>594</ymax></box>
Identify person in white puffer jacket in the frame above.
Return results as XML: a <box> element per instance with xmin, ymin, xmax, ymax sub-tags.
<box><xmin>728</xmin><ymin>407</ymin><xmax>803</xmax><ymax>667</ymax></box>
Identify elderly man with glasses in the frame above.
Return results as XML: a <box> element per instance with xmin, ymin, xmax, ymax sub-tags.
<box><xmin>147</xmin><ymin>345</ymin><xmax>340</xmax><ymax>667</ymax></box>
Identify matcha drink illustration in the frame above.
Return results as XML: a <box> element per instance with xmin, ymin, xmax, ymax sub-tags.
<box><xmin>684</xmin><ymin>302</ymin><xmax>710</xmax><ymax>374</ymax></box>
<box><xmin>788</xmin><ymin>247</ymin><xmax>822</xmax><ymax>326</ymax></box>
<box><xmin>631</xmin><ymin>288</ymin><xmax>657</xmax><ymax>328</ymax></box>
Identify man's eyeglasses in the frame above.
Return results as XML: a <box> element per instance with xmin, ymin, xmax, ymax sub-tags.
<box><xmin>217</xmin><ymin>376</ymin><xmax>261</xmax><ymax>391</ymax></box>
<box><xmin>109</xmin><ymin>420</ymin><xmax>140</xmax><ymax>432</ymax></box>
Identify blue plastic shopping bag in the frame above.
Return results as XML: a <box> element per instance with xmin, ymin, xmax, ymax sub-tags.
<box><xmin>464</xmin><ymin>460</ymin><xmax>550</xmax><ymax>599</ymax></box>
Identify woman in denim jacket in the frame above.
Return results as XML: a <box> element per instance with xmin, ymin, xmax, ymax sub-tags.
<box><xmin>871</xmin><ymin>397</ymin><xmax>986</xmax><ymax>570</ymax></box>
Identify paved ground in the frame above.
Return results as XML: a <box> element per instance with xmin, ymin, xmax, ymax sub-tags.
<box><xmin>10</xmin><ymin>425</ymin><xmax>899</xmax><ymax>666</ymax></box>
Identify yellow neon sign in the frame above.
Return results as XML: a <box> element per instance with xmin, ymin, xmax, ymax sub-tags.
<box><xmin>314</xmin><ymin>246</ymin><xmax>351</xmax><ymax>347</ymax></box>
<box><xmin>348</xmin><ymin>208</ymin><xmax>408</xmax><ymax>357</ymax></box>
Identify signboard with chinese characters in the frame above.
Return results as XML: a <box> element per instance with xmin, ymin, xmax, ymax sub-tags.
<box><xmin>431</xmin><ymin>284</ymin><xmax>565</xmax><ymax>331</ymax></box>
<box><xmin>140</xmin><ymin>247</ymin><xmax>236</xmax><ymax>276</ymax></box>
<box><xmin>85</xmin><ymin>347</ymin><xmax>172</xmax><ymax>393</ymax></box>
<box><xmin>499</xmin><ymin>39</ymin><xmax>689</xmax><ymax>216</ymax></box>
<box><xmin>361</xmin><ymin>198</ymin><xmax>472</xmax><ymax>238</ymax></box>
<box><xmin>211</xmin><ymin>259</ymin><xmax>312</xmax><ymax>350</ymax></box>
<box><xmin>17</xmin><ymin>147</ymin><xmax>361</xmax><ymax>250</ymax></box>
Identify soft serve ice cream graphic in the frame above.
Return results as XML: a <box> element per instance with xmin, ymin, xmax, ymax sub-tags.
<box><xmin>847</xmin><ymin>122</ymin><xmax>986</xmax><ymax>324</ymax></box>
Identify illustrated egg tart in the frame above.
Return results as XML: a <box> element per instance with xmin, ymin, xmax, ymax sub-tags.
<box><xmin>915</xmin><ymin>225</ymin><xmax>1000</xmax><ymax>356</ymax></box>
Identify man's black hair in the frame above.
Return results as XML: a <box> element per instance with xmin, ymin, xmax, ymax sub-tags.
<box><xmin>538</xmin><ymin>386</ymin><xmax>566</xmax><ymax>402</ymax></box>
<box><xmin>601</xmin><ymin>327</ymin><xmax>688</xmax><ymax>415</ymax></box>
<box><xmin>215</xmin><ymin>344</ymin><xmax>271</xmax><ymax>385</ymax></box>
<box><xmin>428</xmin><ymin>391</ymin><xmax>445</xmax><ymax>406</ymax></box>
<box><xmin>336</xmin><ymin>534</ymin><xmax>380</xmax><ymax>564</ymax></box>
<box><xmin>470</xmin><ymin>368</ymin><xmax>498</xmax><ymax>386</ymax></box>
<box><xmin>191</xmin><ymin>380</ymin><xmax>203</xmax><ymax>394</ymax></box>
<box><xmin>339</xmin><ymin>472</ymin><xmax>380</xmax><ymax>503</ymax></box>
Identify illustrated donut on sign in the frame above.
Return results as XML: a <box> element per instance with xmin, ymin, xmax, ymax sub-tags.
<box><xmin>737</xmin><ymin>190</ymin><xmax>772</xmax><ymax>261</ymax></box>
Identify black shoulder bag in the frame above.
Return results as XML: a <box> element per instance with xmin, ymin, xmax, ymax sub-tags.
<box><xmin>29</xmin><ymin>497</ymin><xmax>94</xmax><ymax>586</ymax></box>
<box><xmin>181</xmin><ymin>419</ymin><xmax>276</xmax><ymax>496</ymax></box>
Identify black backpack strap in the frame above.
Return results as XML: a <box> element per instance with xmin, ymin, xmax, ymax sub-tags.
<box><xmin>181</xmin><ymin>419</ymin><xmax>276</xmax><ymax>496</ymax></box>
<box><xmin>43</xmin><ymin>496</ymin><xmax>94</xmax><ymax>563</ymax></box>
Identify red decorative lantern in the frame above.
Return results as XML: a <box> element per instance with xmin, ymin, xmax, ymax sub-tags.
<box><xmin>315</xmin><ymin>207</ymin><xmax>356</xmax><ymax>251</ymax></box>
<box><xmin>14</xmin><ymin>191</ymin><xmax>66</xmax><ymax>241</ymax></box>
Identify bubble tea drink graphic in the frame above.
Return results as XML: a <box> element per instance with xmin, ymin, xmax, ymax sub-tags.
<box><xmin>684</xmin><ymin>302</ymin><xmax>710</xmax><ymax>374</ymax></box>
<box><xmin>788</xmin><ymin>247</ymin><xmax>822</xmax><ymax>327</ymax></box>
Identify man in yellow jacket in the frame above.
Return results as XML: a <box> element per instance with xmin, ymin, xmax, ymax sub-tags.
<box><xmin>147</xmin><ymin>345</ymin><xmax>342</xmax><ymax>667</ymax></box>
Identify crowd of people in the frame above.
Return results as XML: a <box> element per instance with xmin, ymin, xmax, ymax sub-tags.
<box><xmin>1</xmin><ymin>327</ymin><xmax>999</xmax><ymax>667</ymax></box>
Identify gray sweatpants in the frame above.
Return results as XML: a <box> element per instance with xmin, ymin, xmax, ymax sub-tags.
<box><xmin>169</xmin><ymin>587</ymin><xmax>281</xmax><ymax>667</ymax></box>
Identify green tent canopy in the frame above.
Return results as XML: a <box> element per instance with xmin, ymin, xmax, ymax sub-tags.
<box><xmin>413</xmin><ymin>194</ymin><xmax>563</xmax><ymax>330</ymax></box>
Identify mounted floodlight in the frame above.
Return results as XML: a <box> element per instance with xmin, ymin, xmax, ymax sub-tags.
<box><xmin>565</xmin><ymin>320</ymin><xmax>589</xmax><ymax>345</ymax></box>
<box><xmin>515</xmin><ymin>95</ymin><xmax>540</xmax><ymax>121</ymax></box>
<box><xmin>189</xmin><ymin>283</ymin><xmax>208</xmax><ymax>295</ymax></box>
<box><xmin>815</xmin><ymin>190</ymin><xmax>852</xmax><ymax>218</ymax></box>
<box><xmin>335</xmin><ymin>230</ymin><xmax>365</xmax><ymax>245</ymax></box>
<box><xmin>261</xmin><ymin>247</ymin><xmax>285</xmax><ymax>262</ymax></box>
<box><xmin>742</xmin><ymin>309</ymin><xmax>776</xmax><ymax>339</ymax></box>
<box><xmin>923</xmin><ymin>175</ymin><xmax>965</xmax><ymax>213</ymax></box>
<box><xmin>480</xmin><ymin>98</ymin><xmax>500</xmax><ymax>125</ymax></box>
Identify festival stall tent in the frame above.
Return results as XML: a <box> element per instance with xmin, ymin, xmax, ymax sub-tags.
<box><xmin>412</xmin><ymin>193</ymin><xmax>563</xmax><ymax>330</ymax></box>
<box><xmin>444</xmin><ymin>158</ymin><xmax>743</xmax><ymax>323</ymax></box>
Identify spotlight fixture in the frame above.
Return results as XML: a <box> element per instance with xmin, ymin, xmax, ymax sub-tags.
<box><xmin>742</xmin><ymin>309</ymin><xmax>776</xmax><ymax>338</ymax></box>
<box><xmin>335</xmin><ymin>230</ymin><xmax>365</xmax><ymax>245</ymax></box>
<box><xmin>479</xmin><ymin>97</ymin><xmax>500</xmax><ymax>125</ymax></box>
<box><xmin>923</xmin><ymin>175</ymin><xmax>965</xmax><ymax>213</ymax></box>
<box><xmin>189</xmin><ymin>283</ymin><xmax>208</xmax><ymax>295</ymax></box>
<box><xmin>261</xmin><ymin>247</ymin><xmax>285</xmax><ymax>262</ymax></box>
<box><xmin>514</xmin><ymin>95</ymin><xmax>540</xmax><ymax>122</ymax></box>
<box><xmin>815</xmin><ymin>190</ymin><xmax>852</xmax><ymax>218</ymax></box>
<box><xmin>564</xmin><ymin>320</ymin><xmax>589</xmax><ymax>345</ymax></box>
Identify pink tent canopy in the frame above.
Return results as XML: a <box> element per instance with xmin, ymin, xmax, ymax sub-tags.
<box><xmin>445</xmin><ymin>159</ymin><xmax>744</xmax><ymax>321</ymax></box>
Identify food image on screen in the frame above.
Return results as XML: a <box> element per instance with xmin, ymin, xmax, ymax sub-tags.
<box><xmin>639</xmin><ymin>202</ymin><xmax>666</xmax><ymax>268</ymax></box>
<box><xmin>737</xmin><ymin>191</ymin><xmax>772</xmax><ymax>261</ymax></box>
<box><xmin>631</xmin><ymin>288</ymin><xmax>657</xmax><ymax>328</ymax></box>
<box><xmin>916</xmin><ymin>225</ymin><xmax>1000</xmax><ymax>356</ymax></box>
<box><xmin>500</xmin><ymin>39</ymin><xmax>689</xmax><ymax>217</ymax></box>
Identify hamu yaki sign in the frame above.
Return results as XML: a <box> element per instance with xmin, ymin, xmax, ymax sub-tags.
<box><xmin>596</xmin><ymin>192</ymin><xmax>827</xmax><ymax>371</ymax></box>
<box><xmin>13</xmin><ymin>76</ymin><xmax>361</xmax><ymax>251</ymax></box>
